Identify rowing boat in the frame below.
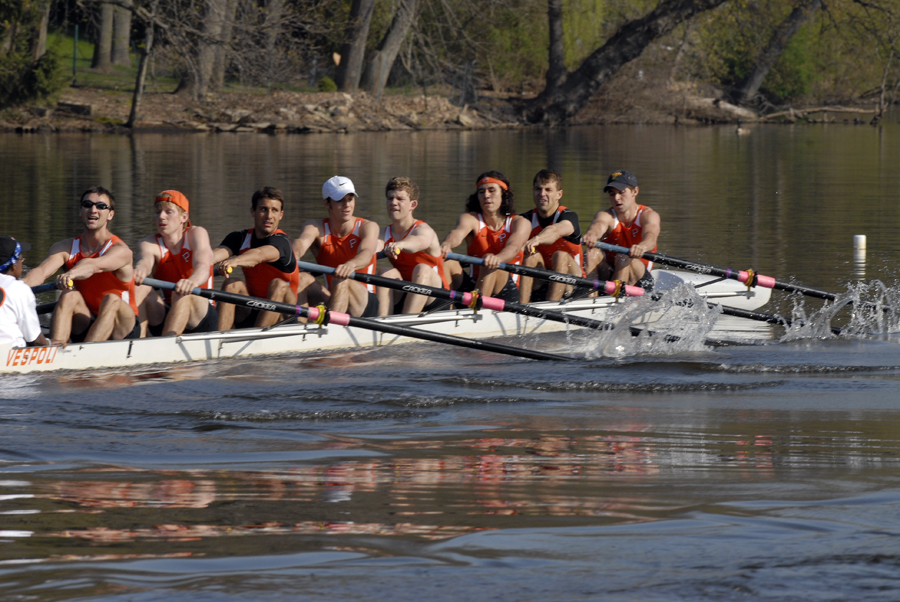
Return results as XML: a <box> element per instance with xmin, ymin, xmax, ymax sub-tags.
<box><xmin>1</xmin><ymin>269</ymin><xmax>771</xmax><ymax>374</ymax></box>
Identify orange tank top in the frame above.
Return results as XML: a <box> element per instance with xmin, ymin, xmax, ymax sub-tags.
<box><xmin>238</xmin><ymin>228</ymin><xmax>300</xmax><ymax>299</ymax></box>
<box><xmin>65</xmin><ymin>235</ymin><xmax>139</xmax><ymax>317</ymax></box>
<box><xmin>316</xmin><ymin>218</ymin><xmax>377</xmax><ymax>293</ymax></box>
<box><xmin>602</xmin><ymin>205</ymin><xmax>656</xmax><ymax>270</ymax></box>
<box><xmin>153</xmin><ymin>228</ymin><xmax>214</xmax><ymax>304</ymax></box>
<box><xmin>466</xmin><ymin>214</ymin><xmax>523</xmax><ymax>283</ymax></box>
<box><xmin>528</xmin><ymin>205</ymin><xmax>585</xmax><ymax>276</ymax></box>
<box><xmin>383</xmin><ymin>221</ymin><xmax>449</xmax><ymax>289</ymax></box>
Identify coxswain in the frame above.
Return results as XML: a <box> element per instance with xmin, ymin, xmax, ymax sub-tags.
<box><xmin>133</xmin><ymin>190</ymin><xmax>217</xmax><ymax>336</ymax></box>
<box><xmin>292</xmin><ymin>176</ymin><xmax>380</xmax><ymax>317</ymax></box>
<box><xmin>518</xmin><ymin>169</ymin><xmax>584</xmax><ymax>303</ymax></box>
<box><xmin>377</xmin><ymin>177</ymin><xmax>449</xmax><ymax>315</ymax></box>
<box><xmin>583</xmin><ymin>169</ymin><xmax>659</xmax><ymax>290</ymax></box>
<box><xmin>212</xmin><ymin>186</ymin><xmax>301</xmax><ymax>330</ymax></box>
<box><xmin>439</xmin><ymin>170</ymin><xmax>530</xmax><ymax>302</ymax></box>
<box><xmin>0</xmin><ymin>236</ymin><xmax>48</xmax><ymax>348</ymax></box>
<box><xmin>23</xmin><ymin>186</ymin><xmax>140</xmax><ymax>344</ymax></box>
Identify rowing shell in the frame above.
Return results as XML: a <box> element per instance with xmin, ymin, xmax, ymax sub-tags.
<box><xmin>1</xmin><ymin>269</ymin><xmax>771</xmax><ymax>374</ymax></box>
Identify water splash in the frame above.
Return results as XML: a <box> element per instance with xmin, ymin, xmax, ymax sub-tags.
<box><xmin>584</xmin><ymin>283</ymin><xmax>721</xmax><ymax>359</ymax></box>
<box><xmin>781</xmin><ymin>280</ymin><xmax>900</xmax><ymax>341</ymax></box>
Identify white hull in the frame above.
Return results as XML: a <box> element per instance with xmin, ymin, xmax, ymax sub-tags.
<box><xmin>1</xmin><ymin>270</ymin><xmax>771</xmax><ymax>375</ymax></box>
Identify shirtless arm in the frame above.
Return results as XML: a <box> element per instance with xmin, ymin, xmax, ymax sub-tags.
<box><xmin>582</xmin><ymin>211</ymin><xmax>615</xmax><ymax>249</ymax></box>
<box><xmin>133</xmin><ymin>238</ymin><xmax>161</xmax><ymax>285</ymax></box>
<box><xmin>62</xmin><ymin>241</ymin><xmax>133</xmax><ymax>286</ymax></box>
<box><xmin>439</xmin><ymin>213</ymin><xmax>478</xmax><ymax>258</ymax></box>
<box><xmin>524</xmin><ymin>220</ymin><xmax>576</xmax><ymax>255</ymax></box>
<box><xmin>217</xmin><ymin>245</ymin><xmax>280</xmax><ymax>275</ymax></box>
<box><xmin>492</xmin><ymin>216</ymin><xmax>530</xmax><ymax>265</ymax></box>
<box><xmin>292</xmin><ymin>221</ymin><xmax>322</xmax><ymax>261</ymax></box>
<box><xmin>22</xmin><ymin>239</ymin><xmax>71</xmax><ymax>287</ymax></box>
<box><xmin>628</xmin><ymin>207</ymin><xmax>660</xmax><ymax>258</ymax></box>
<box><xmin>334</xmin><ymin>220</ymin><xmax>379</xmax><ymax>278</ymax></box>
<box><xmin>384</xmin><ymin>222</ymin><xmax>438</xmax><ymax>257</ymax></box>
<box><xmin>178</xmin><ymin>226</ymin><xmax>214</xmax><ymax>295</ymax></box>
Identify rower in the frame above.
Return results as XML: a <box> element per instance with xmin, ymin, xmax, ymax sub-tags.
<box><xmin>292</xmin><ymin>176</ymin><xmax>380</xmax><ymax>317</ymax></box>
<box><xmin>0</xmin><ymin>236</ymin><xmax>48</xmax><ymax>348</ymax></box>
<box><xmin>583</xmin><ymin>169</ymin><xmax>659</xmax><ymax>290</ymax></box>
<box><xmin>133</xmin><ymin>190</ymin><xmax>217</xmax><ymax>337</ymax></box>
<box><xmin>439</xmin><ymin>171</ymin><xmax>530</xmax><ymax>302</ymax></box>
<box><xmin>212</xmin><ymin>186</ymin><xmax>301</xmax><ymax>330</ymax></box>
<box><xmin>518</xmin><ymin>169</ymin><xmax>585</xmax><ymax>303</ymax></box>
<box><xmin>23</xmin><ymin>186</ymin><xmax>140</xmax><ymax>344</ymax></box>
<box><xmin>376</xmin><ymin>177</ymin><xmax>449</xmax><ymax>315</ymax></box>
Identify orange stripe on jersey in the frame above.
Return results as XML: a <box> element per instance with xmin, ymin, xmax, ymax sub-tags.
<box><xmin>153</xmin><ymin>228</ymin><xmax>214</xmax><ymax>304</ymax></box>
<box><xmin>467</xmin><ymin>214</ymin><xmax>523</xmax><ymax>283</ymax></box>
<box><xmin>316</xmin><ymin>218</ymin><xmax>377</xmax><ymax>293</ymax></box>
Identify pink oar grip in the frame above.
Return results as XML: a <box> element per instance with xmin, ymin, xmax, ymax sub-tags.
<box><xmin>755</xmin><ymin>275</ymin><xmax>776</xmax><ymax>288</ymax></box>
<box><xmin>480</xmin><ymin>297</ymin><xmax>506</xmax><ymax>311</ymax></box>
<box><xmin>623</xmin><ymin>285</ymin><xmax>645</xmax><ymax>297</ymax></box>
<box><xmin>328</xmin><ymin>311</ymin><xmax>351</xmax><ymax>326</ymax></box>
<box><xmin>460</xmin><ymin>292</ymin><xmax>473</xmax><ymax>306</ymax></box>
<box><xmin>305</xmin><ymin>306</ymin><xmax>320</xmax><ymax>321</ymax></box>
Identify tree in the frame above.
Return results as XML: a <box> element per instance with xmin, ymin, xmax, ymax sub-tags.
<box><xmin>0</xmin><ymin>0</ymin><xmax>64</xmax><ymax>108</ymax></box>
<box><xmin>524</xmin><ymin>0</ymin><xmax>730</xmax><ymax>123</ymax></box>
<box><xmin>92</xmin><ymin>2</ymin><xmax>114</xmax><ymax>69</ymax></box>
<box><xmin>360</xmin><ymin>0</ymin><xmax>419</xmax><ymax>98</ymax></box>
<box><xmin>334</xmin><ymin>0</ymin><xmax>376</xmax><ymax>93</ymax></box>
<box><xmin>111</xmin><ymin>0</ymin><xmax>133</xmax><ymax>66</ymax></box>
<box><xmin>732</xmin><ymin>0</ymin><xmax>823</xmax><ymax>105</ymax></box>
<box><xmin>545</xmin><ymin>0</ymin><xmax>565</xmax><ymax>94</ymax></box>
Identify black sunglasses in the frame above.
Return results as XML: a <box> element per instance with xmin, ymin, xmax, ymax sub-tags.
<box><xmin>81</xmin><ymin>200</ymin><xmax>111</xmax><ymax>211</ymax></box>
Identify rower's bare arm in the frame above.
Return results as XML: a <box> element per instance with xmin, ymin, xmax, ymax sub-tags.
<box><xmin>582</xmin><ymin>211</ymin><xmax>614</xmax><ymax>249</ymax></box>
<box><xmin>133</xmin><ymin>238</ymin><xmax>160</xmax><ymax>285</ymax></box>
<box><xmin>440</xmin><ymin>213</ymin><xmax>477</xmax><ymax>257</ymax></box>
<box><xmin>390</xmin><ymin>222</ymin><xmax>437</xmax><ymax>256</ymax></box>
<box><xmin>66</xmin><ymin>241</ymin><xmax>133</xmax><ymax>281</ymax></box>
<box><xmin>629</xmin><ymin>208</ymin><xmax>660</xmax><ymax>257</ymax></box>
<box><xmin>186</xmin><ymin>226</ymin><xmax>214</xmax><ymax>290</ymax></box>
<box><xmin>292</xmin><ymin>221</ymin><xmax>321</xmax><ymax>261</ymax></box>
<box><xmin>226</xmin><ymin>245</ymin><xmax>280</xmax><ymax>270</ymax></box>
<box><xmin>526</xmin><ymin>220</ymin><xmax>575</xmax><ymax>253</ymax></box>
<box><xmin>495</xmin><ymin>216</ymin><xmax>530</xmax><ymax>264</ymax></box>
<box><xmin>335</xmin><ymin>221</ymin><xmax>379</xmax><ymax>278</ymax></box>
<box><xmin>22</xmin><ymin>240</ymin><xmax>70</xmax><ymax>287</ymax></box>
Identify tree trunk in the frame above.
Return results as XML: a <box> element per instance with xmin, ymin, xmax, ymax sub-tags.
<box><xmin>335</xmin><ymin>0</ymin><xmax>377</xmax><ymax>94</ymax></box>
<box><xmin>524</xmin><ymin>0</ymin><xmax>729</xmax><ymax>123</ymax></box>
<box><xmin>545</xmin><ymin>0</ymin><xmax>565</xmax><ymax>94</ymax></box>
<box><xmin>187</xmin><ymin>0</ymin><xmax>234</xmax><ymax>99</ymax></box>
<box><xmin>211</xmin><ymin>0</ymin><xmax>239</xmax><ymax>90</ymax></box>
<box><xmin>360</xmin><ymin>0</ymin><xmax>419</xmax><ymax>98</ymax></box>
<box><xmin>733</xmin><ymin>0</ymin><xmax>823</xmax><ymax>105</ymax></box>
<box><xmin>112</xmin><ymin>0</ymin><xmax>133</xmax><ymax>66</ymax></box>
<box><xmin>263</xmin><ymin>0</ymin><xmax>284</xmax><ymax>91</ymax></box>
<box><xmin>127</xmin><ymin>1</ymin><xmax>157</xmax><ymax>128</ymax></box>
<box><xmin>31</xmin><ymin>0</ymin><xmax>52</xmax><ymax>61</ymax></box>
<box><xmin>92</xmin><ymin>2</ymin><xmax>114</xmax><ymax>70</ymax></box>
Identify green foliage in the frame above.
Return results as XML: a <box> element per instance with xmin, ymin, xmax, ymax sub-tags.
<box><xmin>317</xmin><ymin>76</ymin><xmax>338</xmax><ymax>92</ymax></box>
<box><xmin>0</xmin><ymin>0</ymin><xmax>67</xmax><ymax>108</ymax></box>
<box><xmin>762</xmin><ymin>25</ymin><xmax>816</xmax><ymax>101</ymax></box>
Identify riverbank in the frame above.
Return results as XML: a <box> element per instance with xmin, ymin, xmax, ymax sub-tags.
<box><xmin>0</xmin><ymin>79</ymin><xmax>881</xmax><ymax>134</ymax></box>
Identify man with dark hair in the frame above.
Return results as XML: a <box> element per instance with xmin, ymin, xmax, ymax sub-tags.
<box><xmin>0</xmin><ymin>236</ymin><xmax>48</xmax><ymax>348</ymax></box>
<box><xmin>583</xmin><ymin>169</ymin><xmax>659</xmax><ymax>290</ymax></box>
<box><xmin>292</xmin><ymin>176</ymin><xmax>380</xmax><ymax>317</ymax></box>
<box><xmin>212</xmin><ymin>186</ymin><xmax>301</xmax><ymax>330</ymax></box>
<box><xmin>377</xmin><ymin>176</ymin><xmax>449</xmax><ymax>315</ymax></box>
<box><xmin>24</xmin><ymin>186</ymin><xmax>140</xmax><ymax>344</ymax></box>
<box><xmin>518</xmin><ymin>169</ymin><xmax>584</xmax><ymax>303</ymax></box>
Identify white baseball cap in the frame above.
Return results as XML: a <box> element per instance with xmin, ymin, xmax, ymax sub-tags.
<box><xmin>322</xmin><ymin>176</ymin><xmax>356</xmax><ymax>200</ymax></box>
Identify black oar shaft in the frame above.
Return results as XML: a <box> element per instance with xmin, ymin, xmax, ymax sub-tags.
<box><xmin>144</xmin><ymin>278</ymin><xmax>569</xmax><ymax>362</ymax></box>
<box><xmin>31</xmin><ymin>283</ymin><xmax>58</xmax><ymax>294</ymax></box>
<box><xmin>297</xmin><ymin>260</ymin><xmax>613</xmax><ymax>332</ymax></box>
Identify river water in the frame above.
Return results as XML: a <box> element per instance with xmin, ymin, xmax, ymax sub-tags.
<box><xmin>2</xmin><ymin>122</ymin><xmax>900</xmax><ymax>600</ymax></box>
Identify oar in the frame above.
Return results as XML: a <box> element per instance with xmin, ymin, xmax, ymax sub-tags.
<box><xmin>31</xmin><ymin>282</ymin><xmax>58</xmax><ymax>294</ymax></box>
<box><xmin>298</xmin><ymin>260</ymin><xmax>626</xmax><ymax>332</ymax></box>
<box><xmin>446</xmin><ymin>252</ymin><xmax>646</xmax><ymax>298</ymax></box>
<box><xmin>143</xmin><ymin>278</ymin><xmax>570</xmax><ymax>362</ymax></box>
<box><xmin>595</xmin><ymin>242</ymin><xmax>880</xmax><ymax>309</ymax></box>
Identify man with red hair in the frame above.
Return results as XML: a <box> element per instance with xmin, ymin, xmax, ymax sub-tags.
<box><xmin>134</xmin><ymin>190</ymin><xmax>217</xmax><ymax>336</ymax></box>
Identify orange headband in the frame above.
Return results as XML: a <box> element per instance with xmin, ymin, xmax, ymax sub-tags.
<box><xmin>477</xmin><ymin>177</ymin><xmax>508</xmax><ymax>191</ymax></box>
